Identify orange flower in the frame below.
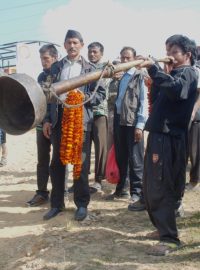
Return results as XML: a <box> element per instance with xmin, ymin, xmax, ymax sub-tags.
<box><xmin>60</xmin><ymin>90</ymin><xmax>84</xmax><ymax>179</ymax></box>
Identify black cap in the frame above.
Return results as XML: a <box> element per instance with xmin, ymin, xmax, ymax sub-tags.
<box><xmin>64</xmin><ymin>29</ymin><xmax>83</xmax><ymax>42</ymax></box>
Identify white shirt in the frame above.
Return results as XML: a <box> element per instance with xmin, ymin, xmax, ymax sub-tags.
<box><xmin>59</xmin><ymin>56</ymin><xmax>82</xmax><ymax>100</ymax></box>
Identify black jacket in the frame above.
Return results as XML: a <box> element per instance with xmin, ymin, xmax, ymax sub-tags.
<box><xmin>145</xmin><ymin>64</ymin><xmax>198</xmax><ymax>136</ymax></box>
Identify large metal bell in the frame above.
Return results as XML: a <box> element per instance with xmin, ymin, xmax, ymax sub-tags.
<box><xmin>0</xmin><ymin>73</ymin><xmax>47</xmax><ymax>135</ymax></box>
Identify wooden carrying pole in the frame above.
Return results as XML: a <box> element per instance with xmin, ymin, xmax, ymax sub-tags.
<box><xmin>52</xmin><ymin>58</ymin><xmax>171</xmax><ymax>95</ymax></box>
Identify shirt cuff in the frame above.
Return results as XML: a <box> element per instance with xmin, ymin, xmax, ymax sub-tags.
<box><xmin>136</xmin><ymin>122</ymin><xmax>145</xmax><ymax>130</ymax></box>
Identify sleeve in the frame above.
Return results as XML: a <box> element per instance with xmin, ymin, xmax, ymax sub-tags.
<box><xmin>84</xmin><ymin>80</ymin><xmax>106</xmax><ymax>107</ymax></box>
<box><xmin>42</xmin><ymin>103</ymin><xmax>51</xmax><ymax>124</ymax></box>
<box><xmin>148</xmin><ymin>64</ymin><xmax>197</xmax><ymax>101</ymax></box>
<box><xmin>136</xmin><ymin>79</ymin><xmax>149</xmax><ymax>130</ymax></box>
<box><xmin>37</xmin><ymin>72</ymin><xmax>44</xmax><ymax>84</ymax></box>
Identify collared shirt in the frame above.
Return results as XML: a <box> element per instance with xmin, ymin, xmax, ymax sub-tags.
<box><xmin>115</xmin><ymin>67</ymin><xmax>148</xmax><ymax>130</ymax></box>
<box><xmin>59</xmin><ymin>56</ymin><xmax>82</xmax><ymax>100</ymax></box>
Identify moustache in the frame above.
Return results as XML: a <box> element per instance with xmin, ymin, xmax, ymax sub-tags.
<box><xmin>69</xmin><ymin>48</ymin><xmax>77</xmax><ymax>52</ymax></box>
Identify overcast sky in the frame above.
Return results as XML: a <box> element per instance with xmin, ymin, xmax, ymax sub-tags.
<box><xmin>41</xmin><ymin>0</ymin><xmax>200</xmax><ymax>60</ymax></box>
<box><xmin>1</xmin><ymin>0</ymin><xmax>200</xmax><ymax>61</ymax></box>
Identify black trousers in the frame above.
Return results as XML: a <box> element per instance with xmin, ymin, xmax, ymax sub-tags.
<box><xmin>50</xmin><ymin>108</ymin><xmax>66</xmax><ymax>209</ymax></box>
<box><xmin>143</xmin><ymin>132</ymin><xmax>187</xmax><ymax>244</ymax></box>
<box><xmin>50</xmin><ymin>106</ymin><xmax>91</xmax><ymax>209</ymax></box>
<box><xmin>91</xmin><ymin>115</ymin><xmax>108</xmax><ymax>183</ymax></box>
<box><xmin>113</xmin><ymin>113</ymin><xmax>144</xmax><ymax>196</ymax></box>
<box><xmin>74</xmin><ymin>131</ymin><xmax>91</xmax><ymax>208</ymax></box>
<box><xmin>36</xmin><ymin>129</ymin><xmax>51</xmax><ymax>197</ymax></box>
<box><xmin>188</xmin><ymin>122</ymin><xmax>200</xmax><ymax>183</ymax></box>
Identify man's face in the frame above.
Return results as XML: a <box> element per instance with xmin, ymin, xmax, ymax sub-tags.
<box><xmin>64</xmin><ymin>38</ymin><xmax>84</xmax><ymax>60</ymax></box>
<box><xmin>120</xmin><ymin>49</ymin><xmax>135</xmax><ymax>63</ymax></box>
<box><xmin>40</xmin><ymin>52</ymin><xmax>57</xmax><ymax>69</ymax></box>
<box><xmin>166</xmin><ymin>44</ymin><xmax>191</xmax><ymax>67</ymax></box>
<box><xmin>88</xmin><ymin>46</ymin><xmax>103</xmax><ymax>64</ymax></box>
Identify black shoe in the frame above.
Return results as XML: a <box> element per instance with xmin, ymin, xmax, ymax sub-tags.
<box><xmin>105</xmin><ymin>191</ymin><xmax>129</xmax><ymax>201</ymax></box>
<box><xmin>67</xmin><ymin>185</ymin><xmax>74</xmax><ymax>193</ymax></box>
<box><xmin>74</xmin><ymin>207</ymin><xmax>87</xmax><ymax>221</ymax></box>
<box><xmin>128</xmin><ymin>200</ymin><xmax>146</xmax><ymax>211</ymax></box>
<box><xmin>26</xmin><ymin>194</ymin><xmax>49</xmax><ymax>207</ymax></box>
<box><xmin>43</xmin><ymin>207</ymin><xmax>63</xmax><ymax>220</ymax></box>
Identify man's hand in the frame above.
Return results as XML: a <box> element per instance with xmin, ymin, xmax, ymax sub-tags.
<box><xmin>43</xmin><ymin>122</ymin><xmax>52</xmax><ymax>139</ymax></box>
<box><xmin>113</xmin><ymin>71</ymin><xmax>124</xmax><ymax>80</ymax></box>
<box><xmin>137</xmin><ymin>57</ymin><xmax>155</xmax><ymax>69</ymax></box>
<box><xmin>134</xmin><ymin>128</ymin><xmax>143</xmax><ymax>142</ymax></box>
<box><xmin>163</xmin><ymin>56</ymin><xmax>176</xmax><ymax>74</ymax></box>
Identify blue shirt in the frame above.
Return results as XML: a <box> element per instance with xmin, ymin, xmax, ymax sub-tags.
<box><xmin>115</xmin><ymin>67</ymin><xmax>148</xmax><ymax>130</ymax></box>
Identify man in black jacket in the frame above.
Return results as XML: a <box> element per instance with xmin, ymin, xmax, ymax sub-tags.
<box><xmin>42</xmin><ymin>30</ymin><xmax>106</xmax><ymax>221</ymax></box>
<box><xmin>140</xmin><ymin>35</ymin><xmax>198</xmax><ymax>255</ymax></box>
<box><xmin>27</xmin><ymin>44</ymin><xmax>58</xmax><ymax>206</ymax></box>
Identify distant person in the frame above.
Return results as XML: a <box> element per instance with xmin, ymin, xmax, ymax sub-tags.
<box><xmin>27</xmin><ymin>44</ymin><xmax>58</xmax><ymax>206</ymax></box>
<box><xmin>87</xmin><ymin>42</ymin><xmax>109</xmax><ymax>193</ymax></box>
<box><xmin>0</xmin><ymin>128</ymin><xmax>7</xmax><ymax>167</ymax></box>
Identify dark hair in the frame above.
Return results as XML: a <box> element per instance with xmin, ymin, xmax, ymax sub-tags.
<box><xmin>112</xmin><ymin>59</ymin><xmax>120</xmax><ymax>65</ymax></box>
<box><xmin>120</xmin><ymin>46</ymin><xmax>136</xmax><ymax>57</ymax></box>
<box><xmin>87</xmin><ymin>42</ymin><xmax>104</xmax><ymax>53</ymax></box>
<box><xmin>39</xmin><ymin>44</ymin><xmax>58</xmax><ymax>58</ymax></box>
<box><xmin>165</xmin><ymin>34</ymin><xmax>197</xmax><ymax>65</ymax></box>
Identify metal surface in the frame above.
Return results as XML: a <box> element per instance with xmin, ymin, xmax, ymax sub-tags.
<box><xmin>0</xmin><ymin>74</ymin><xmax>46</xmax><ymax>135</ymax></box>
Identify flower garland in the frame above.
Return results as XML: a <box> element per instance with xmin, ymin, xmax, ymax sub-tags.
<box><xmin>60</xmin><ymin>90</ymin><xmax>84</xmax><ymax>180</ymax></box>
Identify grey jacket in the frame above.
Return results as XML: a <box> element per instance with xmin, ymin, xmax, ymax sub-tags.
<box><xmin>119</xmin><ymin>69</ymin><xmax>146</xmax><ymax>126</ymax></box>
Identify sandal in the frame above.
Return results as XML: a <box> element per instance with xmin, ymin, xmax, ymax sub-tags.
<box><xmin>147</xmin><ymin>241</ymin><xmax>181</xmax><ymax>256</ymax></box>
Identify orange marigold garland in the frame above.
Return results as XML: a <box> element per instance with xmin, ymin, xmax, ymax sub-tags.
<box><xmin>60</xmin><ymin>89</ymin><xmax>84</xmax><ymax>180</ymax></box>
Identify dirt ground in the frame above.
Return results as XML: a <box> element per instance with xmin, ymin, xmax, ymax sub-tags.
<box><xmin>0</xmin><ymin>130</ymin><xmax>200</xmax><ymax>270</ymax></box>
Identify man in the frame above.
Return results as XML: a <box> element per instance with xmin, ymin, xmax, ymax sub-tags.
<box><xmin>140</xmin><ymin>35</ymin><xmax>197</xmax><ymax>255</ymax></box>
<box><xmin>106</xmin><ymin>47</ymin><xmax>148</xmax><ymax>212</ymax></box>
<box><xmin>87</xmin><ymin>42</ymin><xmax>108</xmax><ymax>193</ymax></box>
<box><xmin>27</xmin><ymin>44</ymin><xmax>58</xmax><ymax>206</ymax></box>
<box><xmin>43</xmin><ymin>30</ymin><xmax>106</xmax><ymax>221</ymax></box>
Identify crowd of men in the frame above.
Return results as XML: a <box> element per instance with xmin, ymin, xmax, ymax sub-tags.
<box><xmin>24</xmin><ymin>30</ymin><xmax>200</xmax><ymax>256</ymax></box>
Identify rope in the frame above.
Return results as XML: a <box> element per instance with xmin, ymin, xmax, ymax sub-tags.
<box><xmin>44</xmin><ymin>61</ymin><xmax>114</xmax><ymax>108</ymax></box>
